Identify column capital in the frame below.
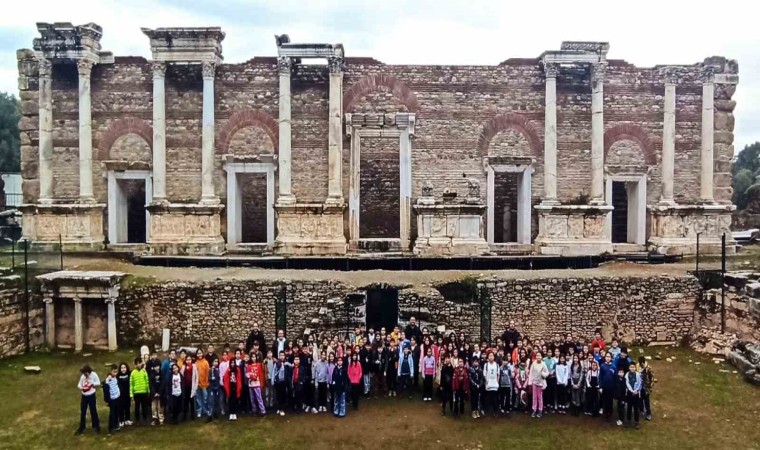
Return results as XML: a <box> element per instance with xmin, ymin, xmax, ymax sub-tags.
<box><xmin>278</xmin><ymin>56</ymin><xmax>293</xmax><ymax>75</ymax></box>
<box><xmin>72</xmin><ymin>295</ymin><xmax>82</xmax><ymax>303</ymax></box>
<box><xmin>38</xmin><ymin>58</ymin><xmax>52</xmax><ymax>78</ymax></box>
<box><xmin>590</xmin><ymin>62</ymin><xmax>607</xmax><ymax>85</ymax></box>
<box><xmin>543</xmin><ymin>62</ymin><xmax>560</xmax><ymax>78</ymax></box>
<box><xmin>77</xmin><ymin>59</ymin><xmax>95</xmax><ymax>78</ymax></box>
<box><xmin>201</xmin><ymin>60</ymin><xmax>216</xmax><ymax>79</ymax></box>
<box><xmin>152</xmin><ymin>60</ymin><xmax>167</xmax><ymax>78</ymax></box>
<box><xmin>701</xmin><ymin>65</ymin><xmax>715</xmax><ymax>84</ymax></box>
<box><xmin>42</xmin><ymin>294</ymin><xmax>54</xmax><ymax>304</ymax></box>
<box><xmin>661</xmin><ymin>67</ymin><xmax>679</xmax><ymax>86</ymax></box>
<box><xmin>328</xmin><ymin>56</ymin><xmax>344</xmax><ymax>74</ymax></box>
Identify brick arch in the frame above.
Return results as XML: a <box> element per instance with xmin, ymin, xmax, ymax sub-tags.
<box><xmin>477</xmin><ymin>113</ymin><xmax>542</xmax><ymax>158</ymax></box>
<box><xmin>604</xmin><ymin>123</ymin><xmax>657</xmax><ymax>166</ymax></box>
<box><xmin>343</xmin><ymin>74</ymin><xmax>420</xmax><ymax>113</ymax></box>
<box><xmin>216</xmin><ymin>109</ymin><xmax>279</xmax><ymax>155</ymax></box>
<box><xmin>98</xmin><ymin>118</ymin><xmax>152</xmax><ymax>160</ymax></box>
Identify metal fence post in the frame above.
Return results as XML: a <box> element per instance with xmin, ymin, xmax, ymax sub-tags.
<box><xmin>721</xmin><ymin>232</ymin><xmax>726</xmax><ymax>334</ymax></box>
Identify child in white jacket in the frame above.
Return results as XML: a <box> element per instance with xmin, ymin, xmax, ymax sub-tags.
<box><xmin>555</xmin><ymin>355</ymin><xmax>569</xmax><ymax>414</ymax></box>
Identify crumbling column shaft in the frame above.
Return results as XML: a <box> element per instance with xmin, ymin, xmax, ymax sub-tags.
<box><xmin>107</xmin><ymin>299</ymin><xmax>117</xmax><ymax>351</ymax></box>
<box><xmin>44</xmin><ymin>297</ymin><xmax>55</xmax><ymax>348</ymax></box>
<box><xmin>152</xmin><ymin>62</ymin><xmax>167</xmax><ymax>202</ymax></box>
<box><xmin>590</xmin><ymin>63</ymin><xmax>606</xmax><ymax>204</ymax></box>
<box><xmin>661</xmin><ymin>76</ymin><xmax>676</xmax><ymax>204</ymax></box>
<box><xmin>78</xmin><ymin>60</ymin><xmax>95</xmax><ymax>202</ymax></box>
<box><xmin>700</xmin><ymin>71</ymin><xmax>715</xmax><ymax>203</ymax></box>
<box><xmin>543</xmin><ymin>64</ymin><xmax>558</xmax><ymax>204</ymax></box>
<box><xmin>38</xmin><ymin>59</ymin><xmax>53</xmax><ymax>204</ymax></box>
<box><xmin>200</xmin><ymin>61</ymin><xmax>217</xmax><ymax>204</ymax></box>
<box><xmin>73</xmin><ymin>297</ymin><xmax>83</xmax><ymax>352</ymax></box>
<box><xmin>277</xmin><ymin>57</ymin><xmax>295</xmax><ymax>204</ymax></box>
<box><xmin>327</xmin><ymin>58</ymin><xmax>344</xmax><ymax>204</ymax></box>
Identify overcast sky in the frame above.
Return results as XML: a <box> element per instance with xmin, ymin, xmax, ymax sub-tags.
<box><xmin>1</xmin><ymin>0</ymin><xmax>757</xmax><ymax>152</ymax></box>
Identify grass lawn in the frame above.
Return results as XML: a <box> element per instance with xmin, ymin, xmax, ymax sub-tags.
<box><xmin>1</xmin><ymin>347</ymin><xmax>759</xmax><ymax>449</ymax></box>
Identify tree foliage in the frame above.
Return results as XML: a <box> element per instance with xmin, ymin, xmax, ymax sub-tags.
<box><xmin>732</xmin><ymin>142</ymin><xmax>760</xmax><ymax>210</ymax></box>
<box><xmin>0</xmin><ymin>92</ymin><xmax>20</xmax><ymax>173</ymax></box>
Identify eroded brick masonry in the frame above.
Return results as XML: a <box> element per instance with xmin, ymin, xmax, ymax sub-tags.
<box><xmin>17</xmin><ymin>23</ymin><xmax>739</xmax><ymax>257</ymax></box>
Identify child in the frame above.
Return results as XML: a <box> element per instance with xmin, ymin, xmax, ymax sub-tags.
<box><xmin>569</xmin><ymin>354</ymin><xmax>583</xmax><ymax>416</ymax></box>
<box><xmin>218</xmin><ymin>352</ymin><xmax>229</xmax><ymax>416</ymax></box>
<box><xmin>609</xmin><ymin>338</ymin><xmax>621</xmax><ymax>359</ymax></box>
<box><xmin>600</xmin><ymin>352</ymin><xmax>616</xmax><ymax>420</ymax></box>
<box><xmin>421</xmin><ymin>347</ymin><xmax>436</xmax><ymax>402</ymax></box>
<box><xmin>224</xmin><ymin>359</ymin><xmax>243</xmax><ymax>421</ymax></box>
<box><xmin>614</xmin><ymin>368</ymin><xmax>627</xmax><ymax>426</ymax></box>
<box><xmin>291</xmin><ymin>355</ymin><xmax>306</xmax><ymax>413</ymax></box>
<box><xmin>543</xmin><ymin>349</ymin><xmax>557</xmax><ymax>413</ymax></box>
<box><xmin>452</xmin><ymin>357</ymin><xmax>470</xmax><ymax>417</ymax></box>
<box><xmin>247</xmin><ymin>354</ymin><xmax>266</xmax><ymax>416</ymax></box>
<box><xmin>513</xmin><ymin>361</ymin><xmax>529</xmax><ymax>413</ymax></box>
<box><xmin>315</xmin><ymin>351</ymin><xmax>329</xmax><ymax>412</ymax></box>
<box><xmin>397</xmin><ymin>346</ymin><xmax>414</xmax><ymax>399</ymax></box>
<box><xmin>483</xmin><ymin>352</ymin><xmax>500</xmax><ymax>417</ymax></box>
<box><xmin>180</xmin><ymin>354</ymin><xmax>195</xmax><ymax>421</ymax></box>
<box><xmin>264</xmin><ymin>350</ymin><xmax>276</xmax><ymax>410</ymax></box>
<box><xmin>638</xmin><ymin>355</ymin><xmax>655</xmax><ymax>421</ymax></box>
<box><xmin>116</xmin><ymin>363</ymin><xmax>132</xmax><ymax>426</ymax></box>
<box><xmin>529</xmin><ymin>351</ymin><xmax>549</xmax><ymax>418</ymax></box>
<box><xmin>271</xmin><ymin>351</ymin><xmax>289</xmax><ymax>416</ymax></box>
<box><xmin>348</xmin><ymin>353</ymin><xmax>363</xmax><ymax>410</ymax></box>
<box><xmin>585</xmin><ymin>360</ymin><xmax>600</xmax><ymax>417</ymax></box>
<box><xmin>440</xmin><ymin>355</ymin><xmax>454</xmax><ymax>416</ymax></box>
<box><xmin>625</xmin><ymin>362</ymin><xmax>642</xmax><ymax>428</ymax></box>
<box><xmin>469</xmin><ymin>358</ymin><xmax>484</xmax><ymax>418</ymax></box>
<box><xmin>149</xmin><ymin>357</ymin><xmax>165</xmax><ymax>425</ymax></box>
<box><xmin>555</xmin><ymin>354</ymin><xmax>569</xmax><ymax>414</ymax></box>
<box><xmin>130</xmin><ymin>357</ymin><xmax>151</xmax><ymax>425</ymax></box>
<box><xmin>103</xmin><ymin>364</ymin><xmax>121</xmax><ymax>434</ymax></box>
<box><xmin>386</xmin><ymin>341</ymin><xmax>399</xmax><ymax>397</ymax></box>
<box><xmin>75</xmin><ymin>364</ymin><xmax>101</xmax><ymax>435</ymax></box>
<box><xmin>169</xmin><ymin>363</ymin><xmax>183</xmax><ymax>424</ymax></box>
<box><xmin>332</xmin><ymin>356</ymin><xmax>349</xmax><ymax>417</ymax></box>
<box><xmin>208</xmin><ymin>358</ymin><xmax>222</xmax><ymax>420</ymax></box>
<box><xmin>498</xmin><ymin>357</ymin><xmax>513</xmax><ymax>415</ymax></box>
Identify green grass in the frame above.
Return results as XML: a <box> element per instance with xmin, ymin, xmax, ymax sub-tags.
<box><xmin>0</xmin><ymin>347</ymin><xmax>758</xmax><ymax>450</ymax></box>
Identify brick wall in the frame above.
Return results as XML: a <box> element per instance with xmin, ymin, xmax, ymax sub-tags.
<box><xmin>18</xmin><ymin>51</ymin><xmax>735</xmax><ymax>239</ymax></box>
<box><xmin>359</xmin><ymin>136</ymin><xmax>400</xmax><ymax>238</ymax></box>
<box><xmin>0</xmin><ymin>276</ymin><xmax>44</xmax><ymax>358</ymax></box>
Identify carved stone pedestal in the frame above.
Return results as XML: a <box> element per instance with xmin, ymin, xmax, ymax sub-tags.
<box><xmin>413</xmin><ymin>199</ymin><xmax>489</xmax><ymax>256</ymax></box>
<box><xmin>648</xmin><ymin>204</ymin><xmax>735</xmax><ymax>255</ymax></box>
<box><xmin>146</xmin><ymin>203</ymin><xmax>224</xmax><ymax>255</ymax></box>
<box><xmin>535</xmin><ymin>204</ymin><xmax>613</xmax><ymax>256</ymax></box>
<box><xmin>20</xmin><ymin>203</ymin><xmax>105</xmax><ymax>251</ymax></box>
<box><xmin>274</xmin><ymin>203</ymin><xmax>347</xmax><ymax>255</ymax></box>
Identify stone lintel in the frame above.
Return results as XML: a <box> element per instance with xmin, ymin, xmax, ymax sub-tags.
<box><xmin>37</xmin><ymin>270</ymin><xmax>124</xmax><ymax>292</ymax></box>
<box><xmin>146</xmin><ymin>202</ymin><xmax>224</xmax><ymax>215</ymax></box>
<box><xmin>647</xmin><ymin>203</ymin><xmax>736</xmax><ymax>215</ymax></box>
<box><xmin>412</xmin><ymin>203</ymin><xmax>487</xmax><ymax>216</ymax></box>
<box><xmin>102</xmin><ymin>160</ymin><xmax>152</xmax><ymax>172</ymax></box>
<box><xmin>222</xmin><ymin>153</ymin><xmax>276</xmax><ymax>165</ymax></box>
<box><xmin>560</xmin><ymin>41</ymin><xmax>610</xmax><ymax>55</ymax></box>
<box><xmin>33</xmin><ymin>22</ymin><xmax>111</xmax><ymax>64</ymax></box>
<box><xmin>534</xmin><ymin>204</ymin><xmax>614</xmax><ymax>214</ymax></box>
<box><xmin>142</xmin><ymin>27</ymin><xmax>225</xmax><ymax>64</ymax></box>
<box><xmin>275</xmin><ymin>34</ymin><xmax>344</xmax><ymax>60</ymax></box>
<box><xmin>541</xmin><ymin>50</ymin><xmax>605</xmax><ymax>66</ymax></box>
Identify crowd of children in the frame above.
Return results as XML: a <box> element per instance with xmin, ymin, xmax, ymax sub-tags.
<box><xmin>75</xmin><ymin>319</ymin><xmax>656</xmax><ymax>435</ymax></box>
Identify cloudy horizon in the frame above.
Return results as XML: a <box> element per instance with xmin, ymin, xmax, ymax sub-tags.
<box><xmin>1</xmin><ymin>0</ymin><xmax>757</xmax><ymax>151</ymax></box>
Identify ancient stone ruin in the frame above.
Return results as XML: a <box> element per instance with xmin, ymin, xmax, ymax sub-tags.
<box><xmin>15</xmin><ymin>23</ymin><xmax>739</xmax><ymax>257</ymax></box>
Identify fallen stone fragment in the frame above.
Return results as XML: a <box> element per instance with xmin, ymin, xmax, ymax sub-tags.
<box><xmin>83</xmin><ymin>353</ymin><xmax>93</xmax><ymax>357</ymax></box>
<box><xmin>666</xmin><ymin>358</ymin><xmax>672</xmax><ymax>362</ymax></box>
<box><xmin>24</xmin><ymin>366</ymin><xmax>41</xmax><ymax>373</ymax></box>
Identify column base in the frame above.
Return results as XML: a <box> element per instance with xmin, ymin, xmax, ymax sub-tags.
<box><xmin>648</xmin><ymin>203</ymin><xmax>736</xmax><ymax>256</ymax></box>
<box><xmin>412</xmin><ymin>202</ymin><xmax>489</xmax><ymax>256</ymax></box>
<box><xmin>274</xmin><ymin>203</ymin><xmax>347</xmax><ymax>255</ymax></box>
<box><xmin>146</xmin><ymin>202</ymin><xmax>225</xmax><ymax>255</ymax></box>
<box><xmin>276</xmin><ymin>194</ymin><xmax>297</xmax><ymax>206</ymax></box>
<box><xmin>20</xmin><ymin>203</ymin><xmax>105</xmax><ymax>251</ymax></box>
<box><xmin>534</xmin><ymin>204</ymin><xmax>613</xmax><ymax>256</ymax></box>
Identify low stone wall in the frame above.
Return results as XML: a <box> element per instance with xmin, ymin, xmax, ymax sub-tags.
<box><xmin>0</xmin><ymin>275</ymin><xmax>44</xmax><ymax>358</ymax></box>
<box><xmin>116</xmin><ymin>274</ymin><xmax>700</xmax><ymax>348</ymax></box>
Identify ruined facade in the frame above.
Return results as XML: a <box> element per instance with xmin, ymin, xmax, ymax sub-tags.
<box><xmin>17</xmin><ymin>23</ymin><xmax>739</xmax><ymax>256</ymax></box>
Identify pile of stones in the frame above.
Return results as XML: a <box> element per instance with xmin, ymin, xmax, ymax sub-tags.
<box><xmin>727</xmin><ymin>341</ymin><xmax>760</xmax><ymax>385</ymax></box>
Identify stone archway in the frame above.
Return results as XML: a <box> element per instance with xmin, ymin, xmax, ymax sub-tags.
<box><xmin>343</xmin><ymin>74</ymin><xmax>419</xmax><ymax>113</ymax></box>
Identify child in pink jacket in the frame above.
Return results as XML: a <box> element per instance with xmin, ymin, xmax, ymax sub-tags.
<box><xmin>347</xmin><ymin>354</ymin><xmax>363</xmax><ymax>410</ymax></box>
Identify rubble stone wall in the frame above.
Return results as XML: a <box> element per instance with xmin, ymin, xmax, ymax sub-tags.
<box><xmin>0</xmin><ymin>276</ymin><xmax>44</xmax><ymax>358</ymax></box>
<box><xmin>116</xmin><ymin>274</ymin><xmax>700</xmax><ymax>347</ymax></box>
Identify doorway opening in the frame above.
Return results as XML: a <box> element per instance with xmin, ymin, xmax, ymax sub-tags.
<box><xmin>493</xmin><ymin>172</ymin><xmax>519</xmax><ymax>243</ymax></box>
<box><xmin>611</xmin><ymin>181</ymin><xmax>628</xmax><ymax>243</ymax></box>
<box><xmin>359</xmin><ymin>137</ymin><xmax>400</xmax><ymax>240</ymax></box>
<box><xmin>107</xmin><ymin>170</ymin><xmax>152</xmax><ymax>245</ymax></box>
<box><xmin>238</xmin><ymin>173</ymin><xmax>268</xmax><ymax>243</ymax></box>
<box><xmin>365</xmin><ymin>288</ymin><xmax>399</xmax><ymax>333</ymax></box>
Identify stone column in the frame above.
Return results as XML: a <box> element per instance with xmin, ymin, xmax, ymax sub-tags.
<box><xmin>277</xmin><ymin>56</ymin><xmax>295</xmax><ymax>205</ymax></box>
<box><xmin>77</xmin><ymin>60</ymin><xmax>95</xmax><ymax>202</ymax></box>
<box><xmin>326</xmin><ymin>56</ymin><xmax>344</xmax><ymax>205</ymax></box>
<box><xmin>106</xmin><ymin>287</ymin><xmax>118</xmax><ymax>351</ymax></box>
<box><xmin>542</xmin><ymin>63</ymin><xmax>559</xmax><ymax>205</ymax></box>
<box><xmin>700</xmin><ymin>67</ymin><xmax>715</xmax><ymax>203</ymax></box>
<box><xmin>38</xmin><ymin>59</ymin><xmax>54</xmax><ymax>204</ymax></box>
<box><xmin>152</xmin><ymin>61</ymin><xmax>167</xmax><ymax>203</ymax></box>
<box><xmin>660</xmin><ymin>69</ymin><xmax>677</xmax><ymax>205</ymax></box>
<box><xmin>590</xmin><ymin>62</ymin><xmax>606</xmax><ymax>204</ymax></box>
<box><xmin>73</xmin><ymin>296</ymin><xmax>83</xmax><ymax>352</ymax></box>
<box><xmin>200</xmin><ymin>61</ymin><xmax>218</xmax><ymax>204</ymax></box>
<box><xmin>43</xmin><ymin>295</ymin><xmax>55</xmax><ymax>348</ymax></box>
